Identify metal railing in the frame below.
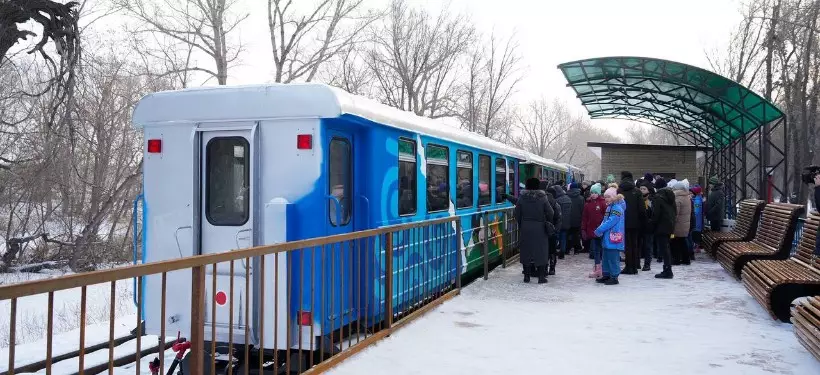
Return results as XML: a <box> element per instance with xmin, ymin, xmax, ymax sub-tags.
<box><xmin>0</xmin><ymin>211</ymin><xmax>519</xmax><ymax>375</ymax></box>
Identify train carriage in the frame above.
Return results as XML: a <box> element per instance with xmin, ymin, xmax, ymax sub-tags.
<box><xmin>131</xmin><ymin>83</ymin><xmax>558</xmax><ymax>370</ymax></box>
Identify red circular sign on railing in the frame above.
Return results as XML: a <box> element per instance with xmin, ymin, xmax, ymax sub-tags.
<box><xmin>215</xmin><ymin>291</ymin><xmax>227</xmax><ymax>306</ymax></box>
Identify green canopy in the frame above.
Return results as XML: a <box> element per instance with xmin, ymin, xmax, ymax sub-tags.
<box><xmin>558</xmin><ymin>57</ymin><xmax>784</xmax><ymax>147</ymax></box>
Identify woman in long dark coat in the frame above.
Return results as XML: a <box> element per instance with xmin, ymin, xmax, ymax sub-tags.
<box><xmin>515</xmin><ymin>177</ymin><xmax>554</xmax><ymax>283</ymax></box>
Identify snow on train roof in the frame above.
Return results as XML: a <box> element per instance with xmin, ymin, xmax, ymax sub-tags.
<box><xmin>521</xmin><ymin>152</ymin><xmax>565</xmax><ymax>170</ymax></box>
<box><xmin>132</xmin><ymin>83</ymin><xmax>529</xmax><ymax>159</ymax></box>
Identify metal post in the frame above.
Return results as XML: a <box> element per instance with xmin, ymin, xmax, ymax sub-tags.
<box><xmin>501</xmin><ymin>211</ymin><xmax>507</xmax><ymax>268</ymax></box>
<box><xmin>455</xmin><ymin>219</ymin><xmax>462</xmax><ymax>290</ymax></box>
<box><xmin>385</xmin><ymin>232</ymin><xmax>393</xmax><ymax>329</ymax></box>
<box><xmin>189</xmin><ymin>266</ymin><xmax>206</xmax><ymax>375</ymax></box>
<box><xmin>483</xmin><ymin>212</ymin><xmax>489</xmax><ymax>280</ymax></box>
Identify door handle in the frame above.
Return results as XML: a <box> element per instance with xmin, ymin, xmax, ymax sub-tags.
<box><xmin>235</xmin><ymin>228</ymin><xmax>253</xmax><ymax>270</ymax></box>
<box><xmin>327</xmin><ymin>195</ymin><xmax>342</xmax><ymax>225</ymax></box>
<box><xmin>358</xmin><ymin>195</ymin><xmax>370</xmax><ymax>228</ymax></box>
<box><xmin>174</xmin><ymin>226</ymin><xmax>192</xmax><ymax>258</ymax></box>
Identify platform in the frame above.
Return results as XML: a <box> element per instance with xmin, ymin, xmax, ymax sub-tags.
<box><xmin>328</xmin><ymin>254</ymin><xmax>820</xmax><ymax>375</ymax></box>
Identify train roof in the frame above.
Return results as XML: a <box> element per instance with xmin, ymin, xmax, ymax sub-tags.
<box><xmin>521</xmin><ymin>152</ymin><xmax>565</xmax><ymax>170</ymax></box>
<box><xmin>132</xmin><ymin>83</ymin><xmax>529</xmax><ymax>160</ymax></box>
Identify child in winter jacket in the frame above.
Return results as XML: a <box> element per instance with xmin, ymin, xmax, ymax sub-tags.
<box><xmin>582</xmin><ymin>183</ymin><xmax>607</xmax><ymax>278</ymax></box>
<box><xmin>594</xmin><ymin>187</ymin><xmax>626</xmax><ymax>285</ymax></box>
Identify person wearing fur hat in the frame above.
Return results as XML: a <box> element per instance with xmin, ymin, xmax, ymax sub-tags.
<box><xmin>671</xmin><ymin>181</ymin><xmax>692</xmax><ymax>265</ymax></box>
<box><xmin>515</xmin><ymin>178</ymin><xmax>555</xmax><ymax>283</ymax></box>
<box><xmin>594</xmin><ymin>187</ymin><xmax>626</xmax><ymax>285</ymax></box>
<box><xmin>582</xmin><ymin>183</ymin><xmax>607</xmax><ymax>277</ymax></box>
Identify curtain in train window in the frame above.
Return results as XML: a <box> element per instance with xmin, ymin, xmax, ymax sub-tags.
<box><xmin>495</xmin><ymin>158</ymin><xmax>506</xmax><ymax>204</ymax></box>
<box><xmin>478</xmin><ymin>155</ymin><xmax>491</xmax><ymax>206</ymax></box>
<box><xmin>329</xmin><ymin>138</ymin><xmax>352</xmax><ymax>226</ymax></box>
<box><xmin>456</xmin><ymin>151</ymin><xmax>473</xmax><ymax>209</ymax></box>
<box><xmin>426</xmin><ymin>145</ymin><xmax>449</xmax><ymax>212</ymax></box>
<box><xmin>398</xmin><ymin>138</ymin><xmax>417</xmax><ymax>216</ymax></box>
<box><xmin>206</xmin><ymin>137</ymin><xmax>250</xmax><ymax>226</ymax></box>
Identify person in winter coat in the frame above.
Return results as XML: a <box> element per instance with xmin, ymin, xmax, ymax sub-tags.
<box><xmin>582</xmin><ymin>183</ymin><xmax>607</xmax><ymax>278</ymax></box>
<box><xmin>639</xmin><ymin>181</ymin><xmax>656</xmax><ymax>271</ymax></box>
<box><xmin>652</xmin><ymin>187</ymin><xmax>677</xmax><ymax>279</ymax></box>
<box><xmin>618</xmin><ymin>171</ymin><xmax>647</xmax><ymax>275</ymax></box>
<box><xmin>671</xmin><ymin>181</ymin><xmax>692</xmax><ymax>265</ymax></box>
<box><xmin>594</xmin><ymin>187</ymin><xmax>626</xmax><ymax>285</ymax></box>
<box><xmin>581</xmin><ymin>181</ymin><xmax>591</xmax><ymax>200</ymax></box>
<box><xmin>554</xmin><ymin>184</ymin><xmax>573</xmax><ymax>257</ymax></box>
<box><xmin>690</xmin><ymin>185</ymin><xmax>704</xmax><ymax>252</ymax></box>
<box><xmin>514</xmin><ymin>178</ymin><xmax>554</xmax><ymax>283</ymax></box>
<box><xmin>545</xmin><ymin>185</ymin><xmax>563</xmax><ymax>274</ymax></box>
<box><xmin>706</xmin><ymin>176</ymin><xmax>725</xmax><ymax>232</ymax></box>
<box><xmin>567</xmin><ymin>182</ymin><xmax>585</xmax><ymax>253</ymax></box>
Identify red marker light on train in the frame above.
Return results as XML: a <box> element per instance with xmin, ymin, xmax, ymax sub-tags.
<box><xmin>298</xmin><ymin>311</ymin><xmax>312</xmax><ymax>326</ymax></box>
<box><xmin>147</xmin><ymin>139</ymin><xmax>162</xmax><ymax>153</ymax></box>
<box><xmin>297</xmin><ymin>134</ymin><xmax>312</xmax><ymax>150</ymax></box>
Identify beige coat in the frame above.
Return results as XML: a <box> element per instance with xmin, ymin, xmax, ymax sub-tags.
<box><xmin>674</xmin><ymin>189</ymin><xmax>692</xmax><ymax>237</ymax></box>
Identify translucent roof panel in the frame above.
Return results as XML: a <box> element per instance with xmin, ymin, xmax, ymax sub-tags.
<box><xmin>558</xmin><ymin>57</ymin><xmax>784</xmax><ymax>147</ymax></box>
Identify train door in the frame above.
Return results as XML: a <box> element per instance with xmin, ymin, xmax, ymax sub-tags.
<box><xmin>324</xmin><ymin>129</ymin><xmax>357</xmax><ymax>333</ymax></box>
<box><xmin>199</xmin><ymin>128</ymin><xmax>255</xmax><ymax>339</ymax></box>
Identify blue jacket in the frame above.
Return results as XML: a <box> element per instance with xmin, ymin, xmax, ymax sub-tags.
<box><xmin>693</xmin><ymin>195</ymin><xmax>704</xmax><ymax>232</ymax></box>
<box><xmin>594</xmin><ymin>196</ymin><xmax>626</xmax><ymax>251</ymax></box>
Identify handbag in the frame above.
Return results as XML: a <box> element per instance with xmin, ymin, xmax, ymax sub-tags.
<box><xmin>609</xmin><ymin>231</ymin><xmax>624</xmax><ymax>244</ymax></box>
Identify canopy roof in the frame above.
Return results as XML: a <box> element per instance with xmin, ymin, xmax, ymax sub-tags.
<box><xmin>558</xmin><ymin>57</ymin><xmax>784</xmax><ymax>148</ymax></box>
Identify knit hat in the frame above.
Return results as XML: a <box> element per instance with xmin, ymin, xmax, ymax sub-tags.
<box><xmin>621</xmin><ymin>171</ymin><xmax>633</xmax><ymax>180</ymax></box>
<box><xmin>691</xmin><ymin>185</ymin><xmax>702</xmax><ymax>195</ymax></box>
<box><xmin>590</xmin><ymin>183</ymin><xmax>602</xmax><ymax>195</ymax></box>
<box><xmin>569</xmin><ymin>182</ymin><xmax>580</xmax><ymax>190</ymax></box>
<box><xmin>644</xmin><ymin>173</ymin><xmax>654</xmax><ymax>181</ymax></box>
<box><xmin>604</xmin><ymin>187</ymin><xmax>618</xmax><ymax>198</ymax></box>
<box><xmin>606</xmin><ymin>174</ymin><xmax>615</xmax><ymax>184</ymax></box>
<box><xmin>654</xmin><ymin>177</ymin><xmax>668</xmax><ymax>190</ymax></box>
<box><xmin>709</xmin><ymin>176</ymin><xmax>720</xmax><ymax>185</ymax></box>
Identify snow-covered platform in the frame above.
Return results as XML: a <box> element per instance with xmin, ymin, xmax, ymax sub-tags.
<box><xmin>328</xmin><ymin>254</ymin><xmax>820</xmax><ymax>375</ymax></box>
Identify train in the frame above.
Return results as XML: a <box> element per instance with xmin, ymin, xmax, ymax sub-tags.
<box><xmin>131</xmin><ymin>83</ymin><xmax>581</xmax><ymax>372</ymax></box>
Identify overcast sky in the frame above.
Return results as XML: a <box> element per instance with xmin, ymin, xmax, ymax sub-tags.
<box><xmin>131</xmin><ymin>0</ymin><xmax>745</xmax><ymax>138</ymax></box>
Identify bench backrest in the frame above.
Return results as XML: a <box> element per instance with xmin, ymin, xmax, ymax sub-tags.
<box><xmin>794</xmin><ymin>211</ymin><xmax>820</xmax><ymax>270</ymax></box>
<box><xmin>752</xmin><ymin>203</ymin><xmax>804</xmax><ymax>252</ymax></box>
<box><xmin>734</xmin><ymin>200</ymin><xmax>765</xmax><ymax>238</ymax></box>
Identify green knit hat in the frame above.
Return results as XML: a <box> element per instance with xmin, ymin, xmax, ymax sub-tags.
<box><xmin>606</xmin><ymin>174</ymin><xmax>615</xmax><ymax>183</ymax></box>
<box><xmin>709</xmin><ymin>176</ymin><xmax>719</xmax><ymax>185</ymax></box>
<box><xmin>590</xmin><ymin>183</ymin><xmax>602</xmax><ymax>195</ymax></box>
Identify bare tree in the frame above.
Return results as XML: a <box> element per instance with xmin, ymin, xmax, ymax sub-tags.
<box><xmin>458</xmin><ymin>31</ymin><xmax>523</xmax><ymax>140</ymax></box>
<box><xmin>363</xmin><ymin>0</ymin><xmax>476</xmax><ymax>118</ymax></box>
<box><xmin>268</xmin><ymin>0</ymin><xmax>376</xmax><ymax>83</ymax></box>
<box><xmin>624</xmin><ymin>124</ymin><xmax>684</xmax><ymax>146</ymax></box>
<box><xmin>115</xmin><ymin>0</ymin><xmax>248</xmax><ymax>85</ymax></box>
<box><xmin>706</xmin><ymin>0</ymin><xmax>769</xmax><ymax>89</ymax></box>
<box><xmin>321</xmin><ymin>44</ymin><xmax>373</xmax><ymax>95</ymax></box>
<box><xmin>513</xmin><ymin>97</ymin><xmax>574</xmax><ymax>157</ymax></box>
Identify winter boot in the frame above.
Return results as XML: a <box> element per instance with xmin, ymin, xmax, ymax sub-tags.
<box><xmin>537</xmin><ymin>266</ymin><xmax>548</xmax><ymax>284</ymax></box>
<box><xmin>523</xmin><ymin>264</ymin><xmax>533</xmax><ymax>283</ymax></box>
<box><xmin>588</xmin><ymin>264</ymin><xmax>598</xmax><ymax>278</ymax></box>
<box><xmin>654</xmin><ymin>265</ymin><xmax>674</xmax><ymax>279</ymax></box>
<box><xmin>621</xmin><ymin>267</ymin><xmax>638</xmax><ymax>275</ymax></box>
<box><xmin>558</xmin><ymin>252</ymin><xmax>565</xmax><ymax>260</ymax></box>
<box><xmin>548</xmin><ymin>255</ymin><xmax>557</xmax><ymax>276</ymax></box>
<box><xmin>595</xmin><ymin>274</ymin><xmax>610</xmax><ymax>283</ymax></box>
<box><xmin>642</xmin><ymin>259</ymin><xmax>651</xmax><ymax>272</ymax></box>
<box><xmin>595</xmin><ymin>264</ymin><xmax>603</xmax><ymax>278</ymax></box>
<box><xmin>604</xmin><ymin>277</ymin><xmax>619</xmax><ymax>285</ymax></box>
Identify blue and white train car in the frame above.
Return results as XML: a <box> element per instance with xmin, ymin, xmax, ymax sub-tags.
<box><xmin>131</xmin><ymin>84</ymin><xmax>532</xmax><ymax>367</ymax></box>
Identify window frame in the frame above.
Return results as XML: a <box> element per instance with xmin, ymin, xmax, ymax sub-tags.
<box><xmin>425</xmin><ymin>143</ymin><xmax>450</xmax><ymax>213</ymax></box>
<box><xmin>205</xmin><ymin>136</ymin><xmax>251</xmax><ymax>227</ymax></box>
<box><xmin>328</xmin><ymin>137</ymin><xmax>353</xmax><ymax>227</ymax></box>
<box><xmin>478</xmin><ymin>154</ymin><xmax>491</xmax><ymax>207</ymax></box>
<box><xmin>494</xmin><ymin>157</ymin><xmax>507</xmax><ymax>205</ymax></box>
<box><xmin>455</xmin><ymin>150</ymin><xmax>474</xmax><ymax>210</ymax></box>
<box><xmin>398</xmin><ymin>137</ymin><xmax>418</xmax><ymax>216</ymax></box>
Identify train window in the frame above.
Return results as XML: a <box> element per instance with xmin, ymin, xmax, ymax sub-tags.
<box><xmin>398</xmin><ymin>138</ymin><xmax>417</xmax><ymax>216</ymax></box>
<box><xmin>456</xmin><ymin>151</ymin><xmax>473</xmax><ymax>209</ymax></box>
<box><xmin>206</xmin><ymin>137</ymin><xmax>250</xmax><ymax>226</ymax></box>
<box><xmin>328</xmin><ymin>138</ymin><xmax>352</xmax><ymax>226</ymax></box>
<box><xmin>478</xmin><ymin>154</ymin><xmax>491</xmax><ymax>206</ymax></box>
<box><xmin>495</xmin><ymin>158</ymin><xmax>506</xmax><ymax>204</ymax></box>
<box><xmin>426</xmin><ymin>144</ymin><xmax>449</xmax><ymax>212</ymax></box>
<box><xmin>508</xmin><ymin>160</ymin><xmax>515</xmax><ymax>196</ymax></box>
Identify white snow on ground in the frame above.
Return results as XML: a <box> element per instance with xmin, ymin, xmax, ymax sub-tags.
<box><xmin>328</xmin><ymin>255</ymin><xmax>820</xmax><ymax>375</ymax></box>
<box><xmin>0</xmin><ymin>272</ymin><xmax>136</xmax><ymax>349</ymax></box>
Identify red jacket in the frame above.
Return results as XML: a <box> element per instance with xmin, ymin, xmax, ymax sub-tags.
<box><xmin>581</xmin><ymin>196</ymin><xmax>608</xmax><ymax>240</ymax></box>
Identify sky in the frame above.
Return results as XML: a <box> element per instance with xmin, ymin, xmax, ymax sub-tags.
<box><xmin>220</xmin><ymin>0</ymin><xmax>745</xmax><ymax>139</ymax></box>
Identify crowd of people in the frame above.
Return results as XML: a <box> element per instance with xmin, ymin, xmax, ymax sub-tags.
<box><xmin>512</xmin><ymin>171</ymin><xmax>726</xmax><ymax>285</ymax></box>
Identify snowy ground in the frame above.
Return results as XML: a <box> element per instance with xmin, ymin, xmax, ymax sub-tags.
<box><xmin>328</xmin><ymin>254</ymin><xmax>820</xmax><ymax>375</ymax></box>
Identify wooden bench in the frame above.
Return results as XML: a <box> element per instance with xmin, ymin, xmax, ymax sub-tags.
<box><xmin>716</xmin><ymin>203</ymin><xmax>804</xmax><ymax>280</ymax></box>
<box><xmin>793</xmin><ymin>296</ymin><xmax>820</xmax><ymax>361</ymax></box>
<box><xmin>741</xmin><ymin>211</ymin><xmax>819</xmax><ymax>322</ymax></box>
<box><xmin>703</xmin><ymin>199</ymin><xmax>765</xmax><ymax>257</ymax></box>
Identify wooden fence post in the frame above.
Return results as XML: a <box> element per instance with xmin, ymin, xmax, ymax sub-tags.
<box><xmin>385</xmin><ymin>232</ymin><xmax>393</xmax><ymax>330</ymax></box>
<box><xmin>189</xmin><ymin>266</ymin><xmax>206</xmax><ymax>374</ymax></box>
<box><xmin>483</xmin><ymin>212</ymin><xmax>489</xmax><ymax>280</ymax></box>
